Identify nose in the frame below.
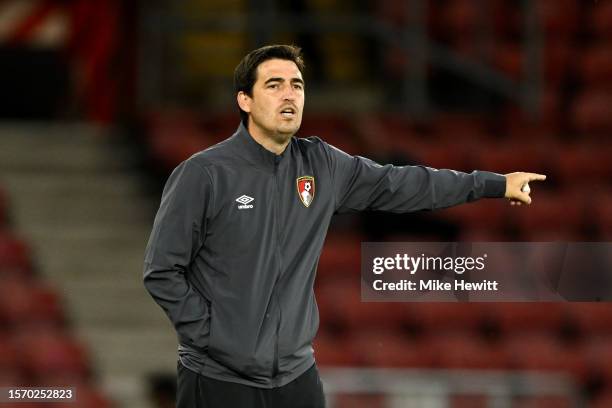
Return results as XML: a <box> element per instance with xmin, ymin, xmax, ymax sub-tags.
<box><xmin>281</xmin><ymin>84</ymin><xmax>297</xmax><ymax>101</ymax></box>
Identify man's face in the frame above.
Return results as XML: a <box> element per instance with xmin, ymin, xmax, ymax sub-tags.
<box><xmin>239</xmin><ymin>58</ymin><xmax>305</xmax><ymax>145</ymax></box>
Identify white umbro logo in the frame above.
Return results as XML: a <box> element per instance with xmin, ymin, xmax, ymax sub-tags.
<box><xmin>236</xmin><ymin>195</ymin><xmax>254</xmax><ymax>209</ymax></box>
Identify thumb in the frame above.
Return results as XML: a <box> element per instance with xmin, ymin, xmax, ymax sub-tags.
<box><xmin>516</xmin><ymin>192</ymin><xmax>532</xmax><ymax>205</ymax></box>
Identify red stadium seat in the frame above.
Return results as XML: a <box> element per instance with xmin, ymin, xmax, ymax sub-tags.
<box><xmin>375</xmin><ymin>0</ymin><xmax>411</xmax><ymax>27</ymax></box>
<box><xmin>596</xmin><ymin>192</ymin><xmax>612</xmax><ymax>239</ymax></box>
<box><xmin>331</xmin><ymin>394</ymin><xmax>387</xmax><ymax>408</ymax></box>
<box><xmin>487</xmin><ymin>303</ymin><xmax>569</xmax><ymax>334</ymax></box>
<box><xmin>502</xmin><ymin>332</ymin><xmax>587</xmax><ymax>378</ymax></box>
<box><xmin>429</xmin><ymin>332</ymin><xmax>507</xmax><ymax>369</ymax></box>
<box><xmin>592</xmin><ymin>391</ymin><xmax>612</xmax><ymax>408</ymax></box>
<box><xmin>439</xmin><ymin>0</ymin><xmax>481</xmax><ymax>38</ymax></box>
<box><xmin>428</xmin><ymin>113</ymin><xmax>490</xmax><ymax>143</ymax></box>
<box><xmin>408</xmin><ymin>302</ymin><xmax>490</xmax><ymax>334</ymax></box>
<box><xmin>317</xmin><ymin>233</ymin><xmax>362</xmax><ymax>279</ymax></box>
<box><xmin>589</xmin><ymin>1</ymin><xmax>612</xmax><ymax>40</ymax></box>
<box><xmin>535</xmin><ymin>0</ymin><xmax>579</xmax><ymax>39</ymax></box>
<box><xmin>12</xmin><ymin>328</ymin><xmax>91</xmax><ymax>382</ymax></box>
<box><xmin>509</xmin><ymin>395</ymin><xmax>572</xmax><ymax>408</ymax></box>
<box><xmin>0</xmin><ymin>369</ymin><xmax>26</xmax><ymax>387</ymax></box>
<box><xmin>579</xmin><ymin>44</ymin><xmax>612</xmax><ymax>89</ymax></box>
<box><xmin>582</xmin><ymin>337</ymin><xmax>612</xmax><ymax>382</ymax></box>
<box><xmin>348</xmin><ymin>329</ymin><xmax>436</xmax><ymax>368</ymax></box>
<box><xmin>0</xmin><ymin>231</ymin><xmax>33</xmax><ymax>274</ymax></box>
<box><xmin>0</xmin><ymin>277</ymin><xmax>65</xmax><ymax>328</ymax></box>
<box><xmin>555</xmin><ymin>144</ymin><xmax>612</xmax><ymax>185</ymax></box>
<box><xmin>0</xmin><ymin>336</ymin><xmax>19</xmax><ymax>376</ymax></box>
<box><xmin>449</xmin><ymin>394</ymin><xmax>488</xmax><ymax>408</ymax></box>
<box><xmin>315</xmin><ymin>276</ymin><xmax>407</xmax><ymax>331</ymax></box>
<box><xmin>476</xmin><ymin>141</ymin><xmax>553</xmax><ymax>176</ymax></box>
<box><xmin>411</xmin><ymin>143</ymin><xmax>471</xmax><ymax>172</ymax></box>
<box><xmin>70</xmin><ymin>385</ymin><xmax>114</xmax><ymax>408</ymax></box>
<box><xmin>492</xmin><ymin>42</ymin><xmax>522</xmax><ymax>79</ymax></box>
<box><xmin>572</xmin><ymin>89</ymin><xmax>612</xmax><ymax>136</ymax></box>
<box><xmin>313</xmin><ymin>331</ymin><xmax>359</xmax><ymax>366</ymax></box>
<box><xmin>512</xmin><ymin>191</ymin><xmax>584</xmax><ymax>238</ymax></box>
<box><xmin>568</xmin><ymin>303</ymin><xmax>612</xmax><ymax>336</ymax></box>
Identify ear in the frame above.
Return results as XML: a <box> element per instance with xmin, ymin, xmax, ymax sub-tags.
<box><xmin>237</xmin><ymin>91</ymin><xmax>252</xmax><ymax>114</ymax></box>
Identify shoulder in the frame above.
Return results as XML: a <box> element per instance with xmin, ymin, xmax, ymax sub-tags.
<box><xmin>186</xmin><ymin>137</ymin><xmax>234</xmax><ymax>170</ymax></box>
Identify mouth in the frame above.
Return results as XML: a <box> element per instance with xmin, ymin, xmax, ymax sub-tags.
<box><xmin>279</xmin><ymin>106</ymin><xmax>297</xmax><ymax>119</ymax></box>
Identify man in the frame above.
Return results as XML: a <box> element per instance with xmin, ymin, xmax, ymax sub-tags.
<box><xmin>143</xmin><ymin>44</ymin><xmax>545</xmax><ymax>408</ymax></box>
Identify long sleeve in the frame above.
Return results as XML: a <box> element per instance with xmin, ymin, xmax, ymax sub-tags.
<box><xmin>143</xmin><ymin>159</ymin><xmax>212</xmax><ymax>350</ymax></box>
<box><xmin>324</xmin><ymin>142</ymin><xmax>506</xmax><ymax>214</ymax></box>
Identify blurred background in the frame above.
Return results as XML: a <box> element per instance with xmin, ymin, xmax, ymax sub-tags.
<box><xmin>0</xmin><ymin>0</ymin><xmax>610</xmax><ymax>407</ymax></box>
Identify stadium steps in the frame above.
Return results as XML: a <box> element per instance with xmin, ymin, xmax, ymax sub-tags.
<box><xmin>0</xmin><ymin>123</ymin><xmax>176</xmax><ymax>408</ymax></box>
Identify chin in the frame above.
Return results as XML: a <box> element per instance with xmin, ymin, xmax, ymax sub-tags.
<box><xmin>277</xmin><ymin>124</ymin><xmax>300</xmax><ymax>138</ymax></box>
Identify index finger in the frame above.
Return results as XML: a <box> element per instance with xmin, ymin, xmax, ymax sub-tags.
<box><xmin>526</xmin><ymin>173</ymin><xmax>547</xmax><ymax>182</ymax></box>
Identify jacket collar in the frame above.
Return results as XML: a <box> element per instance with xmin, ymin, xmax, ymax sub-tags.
<box><xmin>231</xmin><ymin>121</ymin><xmax>290</xmax><ymax>171</ymax></box>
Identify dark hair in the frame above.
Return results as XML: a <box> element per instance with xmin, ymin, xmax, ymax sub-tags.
<box><xmin>234</xmin><ymin>44</ymin><xmax>305</xmax><ymax>124</ymax></box>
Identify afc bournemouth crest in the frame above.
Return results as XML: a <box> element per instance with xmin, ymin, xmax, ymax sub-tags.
<box><xmin>296</xmin><ymin>176</ymin><xmax>315</xmax><ymax>207</ymax></box>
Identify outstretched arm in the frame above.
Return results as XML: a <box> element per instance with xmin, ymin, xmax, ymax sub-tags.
<box><xmin>323</xmin><ymin>142</ymin><xmax>508</xmax><ymax>213</ymax></box>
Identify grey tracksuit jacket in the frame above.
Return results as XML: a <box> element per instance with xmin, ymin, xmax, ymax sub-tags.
<box><xmin>143</xmin><ymin>121</ymin><xmax>506</xmax><ymax>388</ymax></box>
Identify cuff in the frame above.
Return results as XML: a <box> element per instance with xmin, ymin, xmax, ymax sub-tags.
<box><xmin>482</xmin><ymin>173</ymin><xmax>507</xmax><ymax>198</ymax></box>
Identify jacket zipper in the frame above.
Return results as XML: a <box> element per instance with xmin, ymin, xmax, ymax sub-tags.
<box><xmin>272</xmin><ymin>157</ymin><xmax>283</xmax><ymax>379</ymax></box>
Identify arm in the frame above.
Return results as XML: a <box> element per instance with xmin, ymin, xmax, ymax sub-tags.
<box><xmin>324</xmin><ymin>142</ymin><xmax>507</xmax><ymax>214</ymax></box>
<box><xmin>143</xmin><ymin>159</ymin><xmax>212</xmax><ymax>350</ymax></box>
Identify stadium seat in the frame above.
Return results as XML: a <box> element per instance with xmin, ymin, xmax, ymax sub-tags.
<box><xmin>582</xmin><ymin>337</ymin><xmax>612</xmax><ymax>382</ymax></box>
<box><xmin>596</xmin><ymin>192</ymin><xmax>612</xmax><ymax>239</ymax></box>
<box><xmin>148</xmin><ymin>114</ymin><xmax>212</xmax><ymax>171</ymax></box>
<box><xmin>439</xmin><ymin>0</ymin><xmax>481</xmax><ymax>38</ymax></box>
<box><xmin>555</xmin><ymin>144</ymin><xmax>612</xmax><ymax>185</ymax></box>
<box><xmin>0</xmin><ymin>336</ymin><xmax>19</xmax><ymax>376</ymax></box>
<box><xmin>315</xmin><ymin>276</ymin><xmax>407</xmax><ymax>331</ymax></box>
<box><xmin>440</xmin><ymin>199</ymin><xmax>507</xmax><ymax>231</ymax></box>
<box><xmin>579</xmin><ymin>44</ymin><xmax>612</xmax><ymax>89</ymax></box>
<box><xmin>313</xmin><ymin>331</ymin><xmax>359</xmax><ymax>366</ymax></box>
<box><xmin>592</xmin><ymin>390</ymin><xmax>612</xmax><ymax>408</ymax></box>
<box><xmin>0</xmin><ymin>231</ymin><xmax>33</xmax><ymax>275</ymax></box>
<box><xmin>375</xmin><ymin>0</ymin><xmax>411</xmax><ymax>27</ymax></box>
<box><xmin>348</xmin><ymin>329</ymin><xmax>436</xmax><ymax>368</ymax></box>
<box><xmin>512</xmin><ymin>191</ymin><xmax>584</xmax><ymax>238</ymax></box>
<box><xmin>477</xmin><ymin>141</ymin><xmax>552</xmax><ymax>176</ymax></box>
<box><xmin>509</xmin><ymin>395</ymin><xmax>573</xmax><ymax>408</ymax></box>
<box><xmin>572</xmin><ymin>89</ymin><xmax>612</xmax><ymax>136</ymax></box>
<box><xmin>502</xmin><ymin>332</ymin><xmax>587</xmax><ymax>377</ymax></box>
<box><xmin>430</xmin><ymin>331</ymin><xmax>507</xmax><ymax>369</ymax></box>
<box><xmin>488</xmin><ymin>303</ymin><xmax>569</xmax><ymax>334</ymax></box>
<box><xmin>407</xmin><ymin>302</ymin><xmax>491</xmax><ymax>334</ymax></box>
<box><xmin>569</xmin><ymin>303</ymin><xmax>612</xmax><ymax>336</ymax></box>
<box><xmin>331</xmin><ymin>394</ymin><xmax>387</xmax><ymax>408</ymax></box>
<box><xmin>449</xmin><ymin>394</ymin><xmax>488</xmax><ymax>408</ymax></box>
<box><xmin>588</xmin><ymin>0</ymin><xmax>612</xmax><ymax>40</ymax></box>
<box><xmin>12</xmin><ymin>328</ymin><xmax>91</xmax><ymax>382</ymax></box>
<box><xmin>316</xmin><ymin>234</ymin><xmax>362</xmax><ymax>279</ymax></box>
<box><xmin>0</xmin><ymin>277</ymin><xmax>65</xmax><ymax>328</ymax></box>
<box><xmin>535</xmin><ymin>0</ymin><xmax>579</xmax><ymax>39</ymax></box>
<box><xmin>411</xmin><ymin>143</ymin><xmax>471</xmax><ymax>171</ymax></box>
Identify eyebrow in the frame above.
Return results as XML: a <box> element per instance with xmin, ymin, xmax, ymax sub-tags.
<box><xmin>264</xmin><ymin>77</ymin><xmax>305</xmax><ymax>86</ymax></box>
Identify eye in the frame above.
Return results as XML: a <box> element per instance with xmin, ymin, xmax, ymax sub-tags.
<box><xmin>267</xmin><ymin>83</ymin><xmax>279</xmax><ymax>89</ymax></box>
<box><xmin>293</xmin><ymin>84</ymin><xmax>304</xmax><ymax>90</ymax></box>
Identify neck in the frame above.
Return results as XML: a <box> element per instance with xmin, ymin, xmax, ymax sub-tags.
<box><xmin>247</xmin><ymin>121</ymin><xmax>291</xmax><ymax>155</ymax></box>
